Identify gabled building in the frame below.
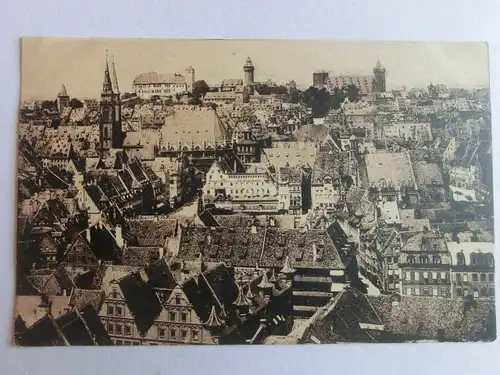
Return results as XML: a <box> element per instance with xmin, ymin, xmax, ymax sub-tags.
<box><xmin>60</xmin><ymin>225</ymin><xmax>121</xmax><ymax>272</ymax></box>
<box><xmin>203</xmin><ymin>159</ymin><xmax>279</xmax><ymax>213</ymax></box>
<box><xmin>98</xmin><ymin>259</ymin><xmax>292</xmax><ymax>345</ymax></box>
<box><xmin>397</xmin><ymin>231</ymin><xmax>453</xmax><ymax>298</ymax></box>
<box><xmin>447</xmin><ymin>241</ymin><xmax>495</xmax><ymax>300</ymax></box>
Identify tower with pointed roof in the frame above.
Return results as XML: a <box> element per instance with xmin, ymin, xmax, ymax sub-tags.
<box><xmin>100</xmin><ymin>54</ymin><xmax>124</xmax><ymax>155</ymax></box>
<box><xmin>56</xmin><ymin>84</ymin><xmax>70</xmax><ymax>114</ymax></box>
<box><xmin>373</xmin><ymin>60</ymin><xmax>386</xmax><ymax>93</ymax></box>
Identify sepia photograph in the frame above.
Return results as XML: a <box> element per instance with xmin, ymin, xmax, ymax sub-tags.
<box><xmin>14</xmin><ymin>38</ymin><xmax>495</xmax><ymax>346</ymax></box>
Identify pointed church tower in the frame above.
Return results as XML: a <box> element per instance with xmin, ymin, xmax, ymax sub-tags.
<box><xmin>110</xmin><ymin>55</ymin><xmax>122</xmax><ymax>123</ymax></box>
<box><xmin>100</xmin><ymin>53</ymin><xmax>123</xmax><ymax>155</ymax></box>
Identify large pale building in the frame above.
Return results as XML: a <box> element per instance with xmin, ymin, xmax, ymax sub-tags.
<box><xmin>133</xmin><ymin>71</ymin><xmax>191</xmax><ymax>99</ymax></box>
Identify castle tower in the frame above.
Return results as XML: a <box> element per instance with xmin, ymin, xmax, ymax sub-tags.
<box><xmin>373</xmin><ymin>60</ymin><xmax>386</xmax><ymax>93</ymax></box>
<box><xmin>243</xmin><ymin>56</ymin><xmax>255</xmax><ymax>94</ymax></box>
<box><xmin>100</xmin><ymin>54</ymin><xmax>123</xmax><ymax>155</ymax></box>
<box><xmin>57</xmin><ymin>84</ymin><xmax>70</xmax><ymax>113</ymax></box>
<box><xmin>185</xmin><ymin>66</ymin><xmax>195</xmax><ymax>94</ymax></box>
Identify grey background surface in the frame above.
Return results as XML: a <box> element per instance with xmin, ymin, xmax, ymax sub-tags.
<box><xmin>1</xmin><ymin>0</ymin><xmax>499</xmax><ymax>374</ymax></box>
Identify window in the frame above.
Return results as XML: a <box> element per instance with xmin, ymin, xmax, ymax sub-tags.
<box><xmin>116</xmin><ymin>340</ymin><xmax>123</xmax><ymax>346</ymax></box>
<box><xmin>441</xmin><ymin>288</ymin><xmax>447</xmax><ymax>296</ymax></box>
<box><xmin>472</xmin><ymin>273</ymin><xmax>478</xmax><ymax>282</ymax></box>
<box><xmin>170</xmin><ymin>328</ymin><xmax>177</xmax><ymax>339</ymax></box>
<box><xmin>124</xmin><ymin>341</ymin><xmax>131</xmax><ymax>346</ymax></box>
<box><xmin>457</xmin><ymin>252</ymin><xmax>466</xmax><ymax>265</ymax></box>
<box><xmin>181</xmin><ymin>330</ymin><xmax>188</xmax><ymax>340</ymax></box>
<box><xmin>480</xmin><ymin>273</ymin><xmax>486</xmax><ymax>282</ymax></box>
<box><xmin>132</xmin><ymin>342</ymin><xmax>140</xmax><ymax>346</ymax></box>
<box><xmin>489</xmin><ymin>288</ymin><xmax>495</xmax><ymax>297</ymax></box>
<box><xmin>107</xmin><ymin>305</ymin><xmax>114</xmax><ymax>316</ymax></box>
<box><xmin>158</xmin><ymin>327</ymin><xmax>165</xmax><ymax>339</ymax></box>
<box><xmin>181</xmin><ymin>312</ymin><xmax>187</xmax><ymax>322</ymax></box>
<box><xmin>456</xmin><ymin>273</ymin><xmax>461</xmax><ymax>283</ymax></box>
<box><xmin>111</xmin><ymin>289</ymin><xmax>118</xmax><ymax>298</ymax></box>
<box><xmin>125</xmin><ymin>325</ymin><xmax>131</xmax><ymax>336</ymax></box>
<box><xmin>480</xmin><ymin>287</ymin><xmax>488</xmax><ymax>297</ymax></box>
<box><xmin>192</xmin><ymin>330</ymin><xmax>199</xmax><ymax>341</ymax></box>
<box><xmin>473</xmin><ymin>289</ymin><xmax>479</xmax><ymax>298</ymax></box>
<box><xmin>410</xmin><ymin>271</ymin><xmax>415</xmax><ymax>281</ymax></box>
<box><xmin>116</xmin><ymin>324</ymin><xmax>122</xmax><ymax>335</ymax></box>
<box><xmin>169</xmin><ymin>312</ymin><xmax>176</xmax><ymax>321</ymax></box>
<box><xmin>175</xmin><ymin>295</ymin><xmax>181</xmax><ymax>305</ymax></box>
<box><xmin>116</xmin><ymin>306</ymin><xmax>122</xmax><ymax>316</ymax></box>
<box><xmin>470</xmin><ymin>253</ymin><xmax>478</xmax><ymax>265</ymax></box>
<box><xmin>463</xmin><ymin>288</ymin><xmax>469</xmax><ymax>297</ymax></box>
<box><xmin>456</xmin><ymin>288</ymin><xmax>463</xmax><ymax>297</ymax></box>
<box><xmin>463</xmin><ymin>274</ymin><xmax>468</xmax><ymax>282</ymax></box>
<box><xmin>488</xmin><ymin>274</ymin><xmax>494</xmax><ymax>282</ymax></box>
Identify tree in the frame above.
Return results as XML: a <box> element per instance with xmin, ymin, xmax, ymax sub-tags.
<box><xmin>41</xmin><ymin>100</ymin><xmax>57</xmax><ymax>111</ymax></box>
<box><xmin>175</xmin><ymin>93</ymin><xmax>182</xmax><ymax>102</ymax></box>
<box><xmin>193</xmin><ymin>80</ymin><xmax>210</xmax><ymax>99</ymax></box>
<box><xmin>345</xmin><ymin>84</ymin><xmax>361</xmax><ymax>103</ymax></box>
<box><xmin>70</xmin><ymin>98</ymin><xmax>83</xmax><ymax>109</ymax></box>
<box><xmin>188</xmin><ymin>97</ymin><xmax>202</xmax><ymax>105</ymax></box>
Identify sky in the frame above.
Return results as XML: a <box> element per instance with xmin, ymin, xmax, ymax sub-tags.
<box><xmin>20</xmin><ymin>38</ymin><xmax>490</xmax><ymax>100</ymax></box>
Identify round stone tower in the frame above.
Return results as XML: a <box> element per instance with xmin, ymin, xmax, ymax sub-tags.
<box><xmin>243</xmin><ymin>56</ymin><xmax>255</xmax><ymax>88</ymax></box>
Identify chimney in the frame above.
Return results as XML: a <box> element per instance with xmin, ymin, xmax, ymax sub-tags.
<box><xmin>86</xmin><ymin>227</ymin><xmax>91</xmax><ymax>243</ymax></box>
<box><xmin>115</xmin><ymin>225</ymin><xmax>123</xmax><ymax>248</ymax></box>
<box><xmin>159</xmin><ymin>247</ymin><xmax>164</xmax><ymax>259</ymax></box>
<box><xmin>251</xmin><ymin>225</ymin><xmax>257</xmax><ymax>234</ymax></box>
<box><xmin>312</xmin><ymin>243</ymin><xmax>317</xmax><ymax>263</ymax></box>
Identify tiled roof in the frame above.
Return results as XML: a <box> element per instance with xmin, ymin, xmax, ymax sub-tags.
<box><xmin>311</xmin><ymin>151</ymin><xmax>347</xmax><ymax>185</ymax></box>
<box><xmin>177</xmin><ymin>226</ymin><xmax>346</xmax><ymax>270</ymax></box>
<box><xmin>295</xmin><ymin>124</ymin><xmax>330</xmax><ymax>143</ymax></box>
<box><xmin>160</xmin><ymin>108</ymin><xmax>229</xmax><ymax>145</ymax></box>
<box><xmin>221</xmin><ymin>78</ymin><xmax>243</xmax><ymax>86</ymax></box>
<box><xmin>69</xmin><ymin>289</ymin><xmax>105</xmax><ymax>312</ymax></box>
<box><xmin>122</xmin><ymin>246</ymin><xmax>161</xmax><ymax>267</ymax></box>
<box><xmin>365</xmin><ymin>152</ymin><xmax>416</xmax><ymax>188</ymax></box>
<box><xmin>305</xmin><ymin>287</ymin><xmax>496</xmax><ymax>343</ymax></box>
<box><xmin>261</xmin><ymin>228</ymin><xmax>345</xmax><ymax>269</ymax></box>
<box><xmin>401</xmin><ymin>231</ymin><xmax>448</xmax><ymax>253</ymax></box>
<box><xmin>413</xmin><ymin>162</ymin><xmax>444</xmax><ymax>187</ymax></box>
<box><xmin>124</xmin><ymin>218</ymin><xmax>178</xmax><ymax>247</ymax></box>
<box><xmin>133</xmin><ymin>72</ymin><xmax>186</xmax><ymax>85</ymax></box>
<box><xmin>367</xmin><ymin>294</ymin><xmax>495</xmax><ymax>342</ymax></box>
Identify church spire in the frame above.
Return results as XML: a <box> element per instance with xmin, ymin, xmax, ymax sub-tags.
<box><xmin>102</xmin><ymin>53</ymin><xmax>113</xmax><ymax>95</ymax></box>
<box><xmin>110</xmin><ymin>55</ymin><xmax>120</xmax><ymax>95</ymax></box>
